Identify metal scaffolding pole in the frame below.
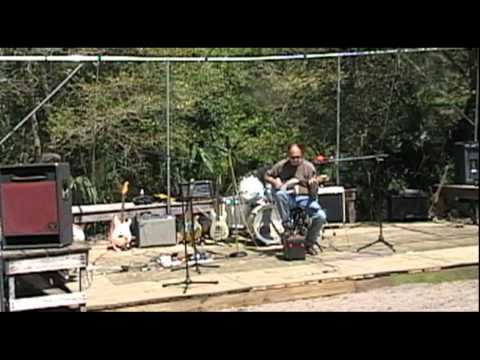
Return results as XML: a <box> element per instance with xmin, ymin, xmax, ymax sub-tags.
<box><xmin>336</xmin><ymin>57</ymin><xmax>341</xmax><ymax>185</ymax></box>
<box><xmin>0</xmin><ymin>48</ymin><xmax>463</xmax><ymax>64</ymax></box>
<box><xmin>475</xmin><ymin>48</ymin><xmax>479</xmax><ymax>142</ymax></box>
<box><xmin>166</xmin><ymin>61</ymin><xmax>171</xmax><ymax>215</ymax></box>
<box><xmin>0</xmin><ymin>63</ymin><xmax>84</xmax><ymax>147</ymax></box>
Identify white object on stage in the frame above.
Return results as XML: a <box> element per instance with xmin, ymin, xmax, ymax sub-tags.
<box><xmin>239</xmin><ymin>175</ymin><xmax>265</xmax><ymax>203</ymax></box>
<box><xmin>248</xmin><ymin>203</ymin><xmax>284</xmax><ymax>246</ymax></box>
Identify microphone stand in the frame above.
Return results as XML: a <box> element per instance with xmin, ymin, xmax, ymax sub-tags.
<box><xmin>163</xmin><ymin>180</ymin><xmax>218</xmax><ymax>293</ymax></box>
<box><xmin>356</xmin><ymin>157</ymin><xmax>396</xmax><ymax>253</ymax></box>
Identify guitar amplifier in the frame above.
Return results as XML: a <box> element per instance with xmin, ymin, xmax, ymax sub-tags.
<box><xmin>179</xmin><ymin>181</ymin><xmax>213</xmax><ymax>200</ymax></box>
<box><xmin>133</xmin><ymin>213</ymin><xmax>176</xmax><ymax>247</ymax></box>
<box><xmin>283</xmin><ymin>235</ymin><xmax>306</xmax><ymax>261</ymax></box>
<box><xmin>317</xmin><ymin>186</ymin><xmax>346</xmax><ymax>223</ymax></box>
<box><xmin>0</xmin><ymin>163</ymin><xmax>73</xmax><ymax>249</ymax></box>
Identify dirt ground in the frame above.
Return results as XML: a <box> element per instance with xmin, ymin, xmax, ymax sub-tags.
<box><xmin>222</xmin><ymin>279</ymin><xmax>479</xmax><ymax>312</ymax></box>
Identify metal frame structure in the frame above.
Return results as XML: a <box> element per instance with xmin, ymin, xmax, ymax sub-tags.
<box><xmin>0</xmin><ymin>47</ymin><xmax>476</xmax><ymax>206</ymax></box>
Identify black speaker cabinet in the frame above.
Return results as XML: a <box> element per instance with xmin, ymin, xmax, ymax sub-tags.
<box><xmin>0</xmin><ymin>163</ymin><xmax>73</xmax><ymax>249</ymax></box>
<box><xmin>454</xmin><ymin>141</ymin><xmax>478</xmax><ymax>185</ymax></box>
<box><xmin>387</xmin><ymin>189</ymin><xmax>429</xmax><ymax>221</ymax></box>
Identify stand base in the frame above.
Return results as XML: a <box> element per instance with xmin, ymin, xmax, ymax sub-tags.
<box><xmin>171</xmin><ymin>263</ymin><xmax>220</xmax><ymax>272</ymax></box>
<box><xmin>163</xmin><ymin>278</ymin><xmax>219</xmax><ymax>294</ymax></box>
<box><xmin>192</xmin><ymin>264</ymin><xmax>220</xmax><ymax>275</ymax></box>
<box><xmin>229</xmin><ymin>251</ymin><xmax>248</xmax><ymax>258</ymax></box>
<box><xmin>356</xmin><ymin>235</ymin><xmax>396</xmax><ymax>253</ymax></box>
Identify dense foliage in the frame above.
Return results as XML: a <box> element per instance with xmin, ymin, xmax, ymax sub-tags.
<box><xmin>0</xmin><ymin>48</ymin><xmax>477</xmax><ymax>219</ymax></box>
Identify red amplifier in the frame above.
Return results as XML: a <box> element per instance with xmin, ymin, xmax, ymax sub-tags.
<box><xmin>0</xmin><ymin>163</ymin><xmax>73</xmax><ymax>249</ymax></box>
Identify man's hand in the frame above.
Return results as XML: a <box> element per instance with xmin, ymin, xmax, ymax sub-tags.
<box><xmin>273</xmin><ymin>178</ymin><xmax>283</xmax><ymax>189</ymax></box>
<box><xmin>307</xmin><ymin>177</ymin><xmax>320</xmax><ymax>198</ymax></box>
<box><xmin>308</xmin><ymin>177</ymin><xmax>319</xmax><ymax>186</ymax></box>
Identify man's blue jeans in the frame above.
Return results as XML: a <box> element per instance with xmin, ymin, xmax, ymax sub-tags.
<box><xmin>273</xmin><ymin>190</ymin><xmax>327</xmax><ymax>246</ymax></box>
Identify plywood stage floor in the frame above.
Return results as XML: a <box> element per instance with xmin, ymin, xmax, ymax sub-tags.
<box><xmin>76</xmin><ymin>221</ymin><xmax>479</xmax><ymax>311</ymax></box>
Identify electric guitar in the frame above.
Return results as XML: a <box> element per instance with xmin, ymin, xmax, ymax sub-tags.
<box><xmin>182</xmin><ymin>214</ymin><xmax>203</xmax><ymax>243</ymax></box>
<box><xmin>109</xmin><ymin>181</ymin><xmax>133</xmax><ymax>251</ymax></box>
<box><xmin>209</xmin><ymin>199</ymin><xmax>229</xmax><ymax>241</ymax></box>
<box><xmin>280</xmin><ymin>174</ymin><xmax>330</xmax><ymax>195</ymax></box>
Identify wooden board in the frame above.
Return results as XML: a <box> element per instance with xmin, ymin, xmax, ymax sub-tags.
<box><xmin>6</xmin><ymin>253</ymin><xmax>88</xmax><ymax>275</ymax></box>
<box><xmin>72</xmin><ymin>200</ymin><xmax>213</xmax><ymax>223</ymax></box>
<box><xmin>0</xmin><ymin>243</ymin><xmax>90</xmax><ymax>261</ymax></box>
<box><xmin>9</xmin><ymin>292</ymin><xmax>87</xmax><ymax>312</ymax></box>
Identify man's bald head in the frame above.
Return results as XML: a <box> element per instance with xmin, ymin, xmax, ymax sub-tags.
<box><xmin>287</xmin><ymin>143</ymin><xmax>305</xmax><ymax>167</ymax></box>
<box><xmin>288</xmin><ymin>143</ymin><xmax>304</xmax><ymax>155</ymax></box>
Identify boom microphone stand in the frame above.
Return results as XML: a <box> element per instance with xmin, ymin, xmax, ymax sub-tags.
<box><xmin>356</xmin><ymin>157</ymin><xmax>396</xmax><ymax>253</ymax></box>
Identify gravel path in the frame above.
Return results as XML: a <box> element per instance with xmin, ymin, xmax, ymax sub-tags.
<box><xmin>224</xmin><ymin>280</ymin><xmax>479</xmax><ymax>312</ymax></box>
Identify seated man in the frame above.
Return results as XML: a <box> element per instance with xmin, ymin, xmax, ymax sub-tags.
<box><xmin>264</xmin><ymin>144</ymin><xmax>327</xmax><ymax>255</ymax></box>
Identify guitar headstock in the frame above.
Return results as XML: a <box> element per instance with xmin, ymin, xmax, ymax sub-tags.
<box><xmin>316</xmin><ymin>174</ymin><xmax>330</xmax><ymax>184</ymax></box>
<box><xmin>121</xmin><ymin>181</ymin><xmax>129</xmax><ymax>195</ymax></box>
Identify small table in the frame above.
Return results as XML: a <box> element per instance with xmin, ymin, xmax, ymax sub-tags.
<box><xmin>0</xmin><ymin>243</ymin><xmax>90</xmax><ymax>312</ymax></box>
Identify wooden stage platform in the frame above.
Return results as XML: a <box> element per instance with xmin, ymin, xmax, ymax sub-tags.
<box><xmin>75</xmin><ymin>221</ymin><xmax>479</xmax><ymax>311</ymax></box>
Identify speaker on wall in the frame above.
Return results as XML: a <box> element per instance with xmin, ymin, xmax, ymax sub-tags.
<box><xmin>0</xmin><ymin>163</ymin><xmax>73</xmax><ymax>250</ymax></box>
<box><xmin>454</xmin><ymin>141</ymin><xmax>479</xmax><ymax>185</ymax></box>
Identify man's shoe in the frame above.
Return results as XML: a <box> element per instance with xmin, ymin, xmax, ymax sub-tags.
<box><xmin>306</xmin><ymin>245</ymin><xmax>318</xmax><ymax>256</ymax></box>
<box><xmin>282</xmin><ymin>221</ymin><xmax>293</xmax><ymax>231</ymax></box>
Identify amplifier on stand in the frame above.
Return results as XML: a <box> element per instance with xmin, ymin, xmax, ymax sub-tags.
<box><xmin>0</xmin><ymin>163</ymin><xmax>73</xmax><ymax>250</ymax></box>
<box><xmin>317</xmin><ymin>186</ymin><xmax>346</xmax><ymax>224</ymax></box>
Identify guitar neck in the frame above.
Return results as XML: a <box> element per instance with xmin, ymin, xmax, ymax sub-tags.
<box><xmin>120</xmin><ymin>194</ymin><xmax>126</xmax><ymax>222</ymax></box>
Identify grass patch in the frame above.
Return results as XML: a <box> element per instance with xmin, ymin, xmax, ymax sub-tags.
<box><xmin>390</xmin><ymin>266</ymin><xmax>479</xmax><ymax>286</ymax></box>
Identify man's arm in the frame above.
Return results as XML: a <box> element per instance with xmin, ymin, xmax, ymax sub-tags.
<box><xmin>264</xmin><ymin>161</ymin><xmax>284</xmax><ymax>189</ymax></box>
